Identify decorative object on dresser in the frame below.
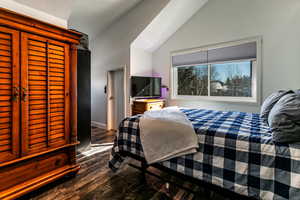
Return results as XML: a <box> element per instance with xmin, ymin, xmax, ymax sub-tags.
<box><xmin>0</xmin><ymin>8</ymin><xmax>81</xmax><ymax>199</ymax></box>
<box><xmin>132</xmin><ymin>99</ymin><xmax>165</xmax><ymax>115</ymax></box>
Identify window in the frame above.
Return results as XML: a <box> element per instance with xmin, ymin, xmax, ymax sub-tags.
<box><xmin>177</xmin><ymin>65</ymin><xmax>208</xmax><ymax>96</ymax></box>
<box><xmin>210</xmin><ymin>61</ymin><xmax>252</xmax><ymax>97</ymax></box>
<box><xmin>171</xmin><ymin>38</ymin><xmax>261</xmax><ymax>103</ymax></box>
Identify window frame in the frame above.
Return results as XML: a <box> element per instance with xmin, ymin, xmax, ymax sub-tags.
<box><xmin>170</xmin><ymin>37</ymin><xmax>262</xmax><ymax>104</ymax></box>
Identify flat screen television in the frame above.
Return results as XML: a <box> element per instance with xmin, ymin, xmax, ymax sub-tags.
<box><xmin>131</xmin><ymin>76</ymin><xmax>161</xmax><ymax>98</ymax></box>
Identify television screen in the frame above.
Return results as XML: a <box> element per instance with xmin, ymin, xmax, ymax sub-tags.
<box><xmin>131</xmin><ymin>76</ymin><xmax>161</xmax><ymax>97</ymax></box>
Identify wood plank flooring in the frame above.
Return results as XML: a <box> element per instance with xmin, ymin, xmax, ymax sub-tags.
<box><xmin>20</xmin><ymin>127</ymin><xmax>229</xmax><ymax>200</ymax></box>
<box><xmin>91</xmin><ymin>126</ymin><xmax>115</xmax><ymax>144</ymax></box>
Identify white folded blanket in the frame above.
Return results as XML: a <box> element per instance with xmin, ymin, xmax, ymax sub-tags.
<box><xmin>139</xmin><ymin>107</ymin><xmax>199</xmax><ymax>164</ymax></box>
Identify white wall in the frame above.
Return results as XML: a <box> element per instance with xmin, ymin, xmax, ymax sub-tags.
<box><xmin>153</xmin><ymin>0</ymin><xmax>300</xmax><ymax>113</ymax></box>
<box><xmin>130</xmin><ymin>46</ymin><xmax>153</xmax><ymax>76</ymax></box>
<box><xmin>0</xmin><ymin>0</ymin><xmax>68</xmax><ymax>27</ymax></box>
<box><xmin>68</xmin><ymin>0</ymin><xmax>142</xmax><ymax>42</ymax></box>
<box><xmin>132</xmin><ymin>0</ymin><xmax>208</xmax><ymax>52</ymax></box>
<box><xmin>129</xmin><ymin>0</ymin><xmax>208</xmax><ymax>92</ymax></box>
<box><xmin>91</xmin><ymin>0</ymin><xmax>169</xmax><ymax>124</ymax></box>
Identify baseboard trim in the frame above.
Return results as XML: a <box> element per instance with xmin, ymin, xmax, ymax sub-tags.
<box><xmin>91</xmin><ymin>121</ymin><xmax>107</xmax><ymax>129</ymax></box>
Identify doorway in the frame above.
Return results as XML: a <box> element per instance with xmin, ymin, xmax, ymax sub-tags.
<box><xmin>107</xmin><ymin>68</ymin><xmax>126</xmax><ymax>131</ymax></box>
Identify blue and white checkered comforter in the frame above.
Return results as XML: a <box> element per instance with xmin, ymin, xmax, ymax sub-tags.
<box><xmin>109</xmin><ymin>108</ymin><xmax>300</xmax><ymax>200</ymax></box>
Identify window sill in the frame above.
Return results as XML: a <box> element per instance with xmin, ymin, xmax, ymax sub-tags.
<box><xmin>171</xmin><ymin>95</ymin><xmax>259</xmax><ymax>105</ymax></box>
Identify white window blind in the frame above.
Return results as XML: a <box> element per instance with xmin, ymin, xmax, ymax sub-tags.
<box><xmin>172</xmin><ymin>42</ymin><xmax>257</xmax><ymax>66</ymax></box>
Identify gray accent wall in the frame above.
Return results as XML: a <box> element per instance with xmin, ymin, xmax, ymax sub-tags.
<box><xmin>153</xmin><ymin>0</ymin><xmax>300</xmax><ymax>113</ymax></box>
<box><xmin>90</xmin><ymin>0</ymin><xmax>169</xmax><ymax>124</ymax></box>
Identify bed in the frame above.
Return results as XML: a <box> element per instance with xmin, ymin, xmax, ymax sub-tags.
<box><xmin>109</xmin><ymin>108</ymin><xmax>300</xmax><ymax>200</ymax></box>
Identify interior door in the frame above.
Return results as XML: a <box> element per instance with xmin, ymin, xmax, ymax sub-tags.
<box><xmin>114</xmin><ymin>70</ymin><xmax>124</xmax><ymax>128</ymax></box>
<box><xmin>21</xmin><ymin>33</ymin><xmax>70</xmax><ymax>155</ymax></box>
<box><xmin>107</xmin><ymin>68</ymin><xmax>125</xmax><ymax>130</ymax></box>
<box><xmin>107</xmin><ymin>71</ymin><xmax>115</xmax><ymax>130</ymax></box>
<box><xmin>0</xmin><ymin>26</ymin><xmax>20</xmax><ymax>162</ymax></box>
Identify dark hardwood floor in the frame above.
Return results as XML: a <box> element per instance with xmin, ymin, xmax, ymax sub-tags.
<box><xmin>91</xmin><ymin>126</ymin><xmax>115</xmax><ymax>144</ymax></box>
<box><xmin>21</xmin><ymin>127</ymin><xmax>229</xmax><ymax>200</ymax></box>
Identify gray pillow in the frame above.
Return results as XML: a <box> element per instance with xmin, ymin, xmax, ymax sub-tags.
<box><xmin>269</xmin><ymin>93</ymin><xmax>300</xmax><ymax>143</ymax></box>
<box><xmin>294</xmin><ymin>89</ymin><xmax>300</xmax><ymax>95</ymax></box>
<box><xmin>260</xmin><ymin>90</ymin><xmax>293</xmax><ymax>124</ymax></box>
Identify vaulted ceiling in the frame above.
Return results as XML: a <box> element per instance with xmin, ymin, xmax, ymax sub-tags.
<box><xmin>7</xmin><ymin>0</ymin><xmax>143</xmax><ymax>40</ymax></box>
<box><xmin>68</xmin><ymin>0</ymin><xmax>143</xmax><ymax>40</ymax></box>
<box><xmin>14</xmin><ymin>0</ymin><xmax>73</xmax><ymax>20</ymax></box>
<box><xmin>132</xmin><ymin>0</ymin><xmax>208</xmax><ymax>52</ymax></box>
<box><xmin>8</xmin><ymin>0</ymin><xmax>208</xmax><ymax>51</ymax></box>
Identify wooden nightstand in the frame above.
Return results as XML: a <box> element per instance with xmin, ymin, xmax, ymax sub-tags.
<box><xmin>132</xmin><ymin>99</ymin><xmax>165</xmax><ymax>115</ymax></box>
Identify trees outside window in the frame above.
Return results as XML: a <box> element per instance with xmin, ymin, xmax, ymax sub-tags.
<box><xmin>175</xmin><ymin>61</ymin><xmax>252</xmax><ymax>98</ymax></box>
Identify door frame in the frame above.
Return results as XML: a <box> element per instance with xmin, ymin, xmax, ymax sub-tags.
<box><xmin>106</xmin><ymin>66</ymin><xmax>126</xmax><ymax>131</ymax></box>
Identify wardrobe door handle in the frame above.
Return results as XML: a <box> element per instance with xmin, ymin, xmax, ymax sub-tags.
<box><xmin>12</xmin><ymin>86</ymin><xmax>19</xmax><ymax>101</ymax></box>
<box><xmin>21</xmin><ymin>87</ymin><xmax>27</xmax><ymax>102</ymax></box>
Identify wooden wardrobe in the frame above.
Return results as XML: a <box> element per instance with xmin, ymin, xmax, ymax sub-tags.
<box><xmin>0</xmin><ymin>8</ymin><xmax>81</xmax><ymax>199</ymax></box>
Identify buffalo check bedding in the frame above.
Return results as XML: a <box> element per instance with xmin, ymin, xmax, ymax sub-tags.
<box><xmin>109</xmin><ymin>108</ymin><xmax>300</xmax><ymax>200</ymax></box>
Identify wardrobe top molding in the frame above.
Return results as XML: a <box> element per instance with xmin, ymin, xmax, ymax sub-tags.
<box><xmin>0</xmin><ymin>8</ymin><xmax>82</xmax><ymax>44</ymax></box>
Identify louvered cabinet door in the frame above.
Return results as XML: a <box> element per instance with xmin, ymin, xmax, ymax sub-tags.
<box><xmin>0</xmin><ymin>26</ymin><xmax>20</xmax><ymax>162</ymax></box>
<box><xmin>48</xmin><ymin>40</ymin><xmax>70</xmax><ymax>148</ymax></box>
<box><xmin>21</xmin><ymin>33</ymin><xmax>70</xmax><ymax>155</ymax></box>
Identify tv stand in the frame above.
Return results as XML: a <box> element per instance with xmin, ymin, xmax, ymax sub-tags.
<box><xmin>132</xmin><ymin>99</ymin><xmax>165</xmax><ymax>115</ymax></box>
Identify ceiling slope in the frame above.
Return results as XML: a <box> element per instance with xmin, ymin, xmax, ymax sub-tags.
<box><xmin>68</xmin><ymin>0</ymin><xmax>143</xmax><ymax>40</ymax></box>
<box><xmin>132</xmin><ymin>0</ymin><xmax>208</xmax><ymax>52</ymax></box>
<box><xmin>0</xmin><ymin>0</ymin><xmax>72</xmax><ymax>27</ymax></box>
<box><xmin>14</xmin><ymin>0</ymin><xmax>73</xmax><ymax>20</ymax></box>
